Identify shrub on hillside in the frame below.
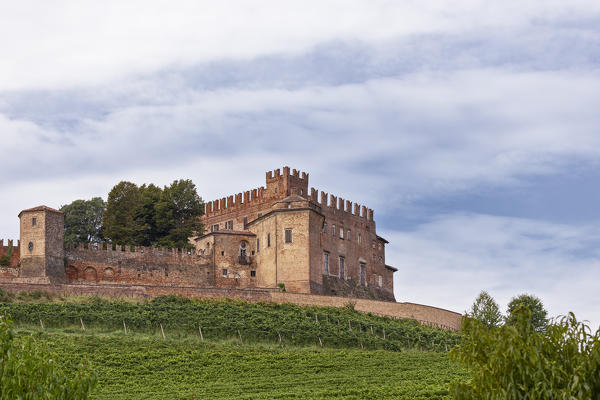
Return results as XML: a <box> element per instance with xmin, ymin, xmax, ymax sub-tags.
<box><xmin>449</xmin><ymin>308</ymin><xmax>600</xmax><ymax>399</ymax></box>
<box><xmin>0</xmin><ymin>316</ymin><xmax>96</xmax><ymax>399</ymax></box>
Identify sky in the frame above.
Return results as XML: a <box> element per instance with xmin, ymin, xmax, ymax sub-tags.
<box><xmin>1</xmin><ymin>1</ymin><xmax>599</xmax><ymax>328</ymax></box>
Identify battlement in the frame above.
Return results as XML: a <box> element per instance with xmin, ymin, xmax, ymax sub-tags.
<box><xmin>265</xmin><ymin>166</ymin><xmax>309</xmax><ymax>181</ymax></box>
<box><xmin>204</xmin><ymin>166</ymin><xmax>310</xmax><ymax>218</ymax></box>
<box><xmin>309</xmin><ymin>188</ymin><xmax>374</xmax><ymax>221</ymax></box>
<box><xmin>66</xmin><ymin>242</ymin><xmax>211</xmax><ymax>261</ymax></box>
<box><xmin>0</xmin><ymin>239</ymin><xmax>20</xmax><ymax>248</ymax></box>
<box><xmin>204</xmin><ymin>186</ymin><xmax>268</xmax><ymax>217</ymax></box>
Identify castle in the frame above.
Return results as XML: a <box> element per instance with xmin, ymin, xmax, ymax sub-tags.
<box><xmin>0</xmin><ymin>167</ymin><xmax>462</xmax><ymax>330</ymax></box>
<box><xmin>0</xmin><ymin>167</ymin><xmax>395</xmax><ymax>301</ymax></box>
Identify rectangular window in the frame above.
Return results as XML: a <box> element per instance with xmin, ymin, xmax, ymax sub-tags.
<box><xmin>323</xmin><ymin>221</ymin><xmax>327</xmax><ymax>233</ymax></box>
<box><xmin>267</xmin><ymin>233</ymin><xmax>271</xmax><ymax>247</ymax></box>
<box><xmin>339</xmin><ymin>256</ymin><xmax>345</xmax><ymax>279</ymax></box>
<box><xmin>378</xmin><ymin>275</ymin><xmax>383</xmax><ymax>287</ymax></box>
<box><xmin>323</xmin><ymin>252</ymin><xmax>329</xmax><ymax>275</ymax></box>
<box><xmin>250</xmin><ymin>270</ymin><xmax>256</xmax><ymax>277</ymax></box>
<box><xmin>339</xmin><ymin>227</ymin><xmax>344</xmax><ymax>239</ymax></box>
<box><xmin>243</xmin><ymin>216</ymin><xmax>248</xmax><ymax>228</ymax></box>
<box><xmin>332</xmin><ymin>224</ymin><xmax>336</xmax><ymax>236</ymax></box>
<box><xmin>256</xmin><ymin>238</ymin><xmax>260</xmax><ymax>252</ymax></box>
<box><xmin>222</xmin><ymin>268</ymin><xmax>228</xmax><ymax>276</ymax></box>
<box><xmin>347</xmin><ymin>230</ymin><xmax>351</xmax><ymax>241</ymax></box>
<box><xmin>358</xmin><ymin>232</ymin><xmax>362</xmax><ymax>244</ymax></box>
<box><xmin>285</xmin><ymin>229</ymin><xmax>292</xmax><ymax>243</ymax></box>
<box><xmin>225</xmin><ymin>220</ymin><xmax>233</xmax><ymax>230</ymax></box>
<box><xmin>32</xmin><ymin>217</ymin><xmax>37</xmax><ymax>226</ymax></box>
<box><xmin>360</xmin><ymin>263</ymin><xmax>366</xmax><ymax>286</ymax></box>
<box><xmin>211</xmin><ymin>224</ymin><xmax>219</xmax><ymax>232</ymax></box>
<box><xmin>258</xmin><ymin>212</ymin><xmax>262</xmax><ymax>218</ymax></box>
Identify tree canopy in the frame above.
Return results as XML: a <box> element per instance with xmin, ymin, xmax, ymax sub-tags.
<box><xmin>468</xmin><ymin>291</ymin><xmax>502</xmax><ymax>328</ymax></box>
<box><xmin>0</xmin><ymin>316</ymin><xmax>96</xmax><ymax>399</ymax></box>
<box><xmin>506</xmin><ymin>293</ymin><xmax>549</xmax><ymax>332</ymax></box>
<box><xmin>101</xmin><ymin>179</ymin><xmax>204</xmax><ymax>248</ymax></box>
<box><xmin>61</xmin><ymin>197</ymin><xmax>106</xmax><ymax>246</ymax></box>
<box><xmin>450</xmin><ymin>310</ymin><xmax>600</xmax><ymax>399</ymax></box>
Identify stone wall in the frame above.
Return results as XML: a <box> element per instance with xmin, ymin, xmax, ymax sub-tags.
<box><xmin>65</xmin><ymin>244</ymin><xmax>213</xmax><ymax>287</ymax></box>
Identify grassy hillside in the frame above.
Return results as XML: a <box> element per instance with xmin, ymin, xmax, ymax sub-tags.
<box><xmin>1</xmin><ymin>292</ymin><xmax>465</xmax><ymax>399</ymax></box>
<box><xmin>0</xmin><ymin>293</ymin><xmax>460</xmax><ymax>351</ymax></box>
<box><xmin>23</xmin><ymin>330</ymin><xmax>465</xmax><ymax>399</ymax></box>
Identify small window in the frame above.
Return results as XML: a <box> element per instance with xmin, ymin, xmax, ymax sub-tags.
<box><xmin>339</xmin><ymin>228</ymin><xmax>344</xmax><ymax>239</ymax></box>
<box><xmin>347</xmin><ymin>230</ymin><xmax>351</xmax><ymax>241</ymax></box>
<box><xmin>323</xmin><ymin>252</ymin><xmax>329</xmax><ymax>275</ymax></box>
<box><xmin>250</xmin><ymin>270</ymin><xmax>256</xmax><ymax>277</ymax></box>
<box><xmin>339</xmin><ymin>256</ymin><xmax>345</xmax><ymax>279</ymax></box>
<box><xmin>285</xmin><ymin>229</ymin><xmax>292</xmax><ymax>243</ymax></box>
<box><xmin>358</xmin><ymin>233</ymin><xmax>362</xmax><ymax>244</ymax></box>
<box><xmin>211</xmin><ymin>224</ymin><xmax>219</xmax><ymax>232</ymax></box>
<box><xmin>225</xmin><ymin>220</ymin><xmax>233</xmax><ymax>230</ymax></box>
<box><xmin>32</xmin><ymin>217</ymin><xmax>37</xmax><ymax>226</ymax></box>
<box><xmin>267</xmin><ymin>233</ymin><xmax>271</xmax><ymax>247</ymax></box>
<box><xmin>275</xmin><ymin>187</ymin><xmax>278</xmax><ymax>193</ymax></box>
<box><xmin>360</xmin><ymin>263</ymin><xmax>366</xmax><ymax>286</ymax></box>
<box><xmin>300</xmin><ymin>189</ymin><xmax>303</xmax><ymax>195</ymax></box>
<box><xmin>256</xmin><ymin>238</ymin><xmax>260</xmax><ymax>252</ymax></box>
<box><xmin>378</xmin><ymin>275</ymin><xmax>383</xmax><ymax>287</ymax></box>
<box><xmin>240</xmin><ymin>241</ymin><xmax>247</xmax><ymax>257</ymax></box>
<box><xmin>323</xmin><ymin>221</ymin><xmax>327</xmax><ymax>233</ymax></box>
<box><xmin>258</xmin><ymin>212</ymin><xmax>262</xmax><ymax>218</ymax></box>
<box><xmin>332</xmin><ymin>224</ymin><xmax>336</xmax><ymax>236</ymax></box>
<box><xmin>221</xmin><ymin>251</ymin><xmax>225</xmax><ymax>256</ymax></box>
<box><xmin>222</xmin><ymin>268</ymin><xmax>228</xmax><ymax>276</ymax></box>
<box><xmin>243</xmin><ymin>216</ymin><xmax>248</xmax><ymax>228</ymax></box>
<box><xmin>28</xmin><ymin>241</ymin><xmax>34</xmax><ymax>252</ymax></box>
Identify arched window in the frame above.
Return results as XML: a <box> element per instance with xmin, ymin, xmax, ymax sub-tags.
<box><xmin>239</xmin><ymin>241</ymin><xmax>247</xmax><ymax>257</ymax></box>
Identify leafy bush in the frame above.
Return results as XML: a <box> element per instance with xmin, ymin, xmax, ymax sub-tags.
<box><xmin>449</xmin><ymin>309</ymin><xmax>600</xmax><ymax>399</ymax></box>
<box><xmin>0</xmin><ymin>288</ymin><xmax>14</xmax><ymax>302</ymax></box>
<box><xmin>0</xmin><ymin>316</ymin><xmax>96</xmax><ymax>399</ymax></box>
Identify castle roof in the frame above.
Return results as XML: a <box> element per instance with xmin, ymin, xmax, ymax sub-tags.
<box><xmin>18</xmin><ymin>205</ymin><xmax>63</xmax><ymax>217</ymax></box>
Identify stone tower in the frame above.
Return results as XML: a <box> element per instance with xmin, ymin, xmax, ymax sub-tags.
<box><xmin>18</xmin><ymin>206</ymin><xmax>66</xmax><ymax>283</ymax></box>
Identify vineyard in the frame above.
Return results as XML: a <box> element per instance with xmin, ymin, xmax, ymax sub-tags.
<box><xmin>0</xmin><ymin>294</ymin><xmax>461</xmax><ymax>351</ymax></box>
<box><xmin>1</xmin><ymin>293</ymin><xmax>466</xmax><ymax>399</ymax></box>
<box><xmin>25</xmin><ymin>330</ymin><xmax>465</xmax><ymax>399</ymax></box>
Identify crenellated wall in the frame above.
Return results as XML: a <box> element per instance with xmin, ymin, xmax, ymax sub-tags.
<box><xmin>64</xmin><ymin>243</ymin><xmax>213</xmax><ymax>287</ymax></box>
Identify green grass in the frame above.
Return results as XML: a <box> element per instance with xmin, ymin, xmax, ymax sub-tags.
<box><xmin>23</xmin><ymin>329</ymin><xmax>465</xmax><ymax>399</ymax></box>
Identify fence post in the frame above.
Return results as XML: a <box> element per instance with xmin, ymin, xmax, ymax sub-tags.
<box><xmin>40</xmin><ymin>319</ymin><xmax>44</xmax><ymax>330</ymax></box>
<box><xmin>237</xmin><ymin>329</ymin><xmax>243</xmax><ymax>344</ymax></box>
<box><xmin>123</xmin><ymin>320</ymin><xmax>127</xmax><ymax>334</ymax></box>
<box><xmin>80</xmin><ymin>317</ymin><xmax>86</xmax><ymax>331</ymax></box>
<box><xmin>199</xmin><ymin>326</ymin><xmax>204</xmax><ymax>341</ymax></box>
<box><xmin>160</xmin><ymin>323</ymin><xmax>166</xmax><ymax>339</ymax></box>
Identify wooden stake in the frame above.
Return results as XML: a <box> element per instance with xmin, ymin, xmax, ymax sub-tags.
<box><xmin>278</xmin><ymin>332</ymin><xmax>282</xmax><ymax>343</ymax></box>
<box><xmin>80</xmin><ymin>317</ymin><xmax>86</xmax><ymax>331</ymax></box>
<box><xmin>370</xmin><ymin>326</ymin><xmax>374</xmax><ymax>335</ymax></box>
<box><xmin>360</xmin><ymin>342</ymin><xmax>364</xmax><ymax>349</ymax></box>
<box><xmin>123</xmin><ymin>320</ymin><xmax>127</xmax><ymax>334</ymax></box>
<box><xmin>237</xmin><ymin>329</ymin><xmax>243</xmax><ymax>344</ymax></box>
<box><xmin>318</xmin><ymin>337</ymin><xmax>322</xmax><ymax>347</ymax></box>
<box><xmin>348</xmin><ymin>320</ymin><xmax>352</xmax><ymax>332</ymax></box>
<box><xmin>315</xmin><ymin>314</ymin><xmax>318</xmax><ymax>323</ymax></box>
<box><xmin>383</xmin><ymin>328</ymin><xmax>386</xmax><ymax>340</ymax></box>
<box><xmin>39</xmin><ymin>319</ymin><xmax>44</xmax><ymax>330</ymax></box>
<box><xmin>198</xmin><ymin>326</ymin><xmax>204</xmax><ymax>341</ymax></box>
<box><xmin>160</xmin><ymin>323</ymin><xmax>165</xmax><ymax>339</ymax></box>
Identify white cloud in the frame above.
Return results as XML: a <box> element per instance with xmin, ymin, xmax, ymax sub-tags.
<box><xmin>384</xmin><ymin>213</ymin><xmax>600</xmax><ymax>329</ymax></box>
<box><xmin>1</xmin><ymin>0</ymin><xmax>599</xmax><ymax>90</ymax></box>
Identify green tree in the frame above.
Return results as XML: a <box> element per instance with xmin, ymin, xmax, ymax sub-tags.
<box><xmin>0</xmin><ymin>316</ymin><xmax>96</xmax><ymax>399</ymax></box>
<box><xmin>154</xmin><ymin>179</ymin><xmax>204</xmax><ymax>248</ymax></box>
<box><xmin>135</xmin><ymin>184</ymin><xmax>163</xmax><ymax>246</ymax></box>
<box><xmin>467</xmin><ymin>290</ymin><xmax>502</xmax><ymax>328</ymax></box>
<box><xmin>102</xmin><ymin>181</ymin><xmax>142</xmax><ymax>245</ymax></box>
<box><xmin>61</xmin><ymin>197</ymin><xmax>106</xmax><ymax>246</ymax></box>
<box><xmin>450</xmin><ymin>309</ymin><xmax>600</xmax><ymax>399</ymax></box>
<box><xmin>506</xmin><ymin>293</ymin><xmax>548</xmax><ymax>332</ymax></box>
